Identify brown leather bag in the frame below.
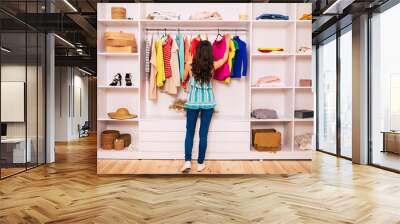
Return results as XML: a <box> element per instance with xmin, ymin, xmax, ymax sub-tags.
<box><xmin>252</xmin><ymin>129</ymin><xmax>281</xmax><ymax>151</ymax></box>
<box><xmin>104</xmin><ymin>32</ymin><xmax>137</xmax><ymax>53</ymax></box>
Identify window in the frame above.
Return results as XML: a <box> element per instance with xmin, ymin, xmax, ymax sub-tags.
<box><xmin>317</xmin><ymin>37</ymin><xmax>337</xmax><ymax>154</ymax></box>
<box><xmin>370</xmin><ymin>3</ymin><xmax>400</xmax><ymax>171</ymax></box>
<box><xmin>340</xmin><ymin>28</ymin><xmax>352</xmax><ymax>158</ymax></box>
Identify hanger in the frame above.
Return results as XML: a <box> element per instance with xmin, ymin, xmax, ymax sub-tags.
<box><xmin>215</xmin><ymin>28</ymin><xmax>223</xmax><ymax>42</ymax></box>
<box><xmin>160</xmin><ymin>28</ymin><xmax>167</xmax><ymax>41</ymax></box>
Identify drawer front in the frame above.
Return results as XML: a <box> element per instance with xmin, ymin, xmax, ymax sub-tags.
<box><xmin>140</xmin><ymin>131</ymin><xmax>249</xmax><ymax>143</ymax></box>
<box><xmin>139</xmin><ymin>141</ymin><xmax>250</xmax><ymax>153</ymax></box>
<box><xmin>140</xmin><ymin>120</ymin><xmax>249</xmax><ymax>132</ymax></box>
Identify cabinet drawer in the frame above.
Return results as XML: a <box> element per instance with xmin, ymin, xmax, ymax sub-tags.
<box><xmin>140</xmin><ymin>119</ymin><xmax>249</xmax><ymax>132</ymax></box>
<box><xmin>139</xmin><ymin>141</ymin><xmax>250</xmax><ymax>153</ymax></box>
<box><xmin>140</xmin><ymin>131</ymin><xmax>249</xmax><ymax>142</ymax></box>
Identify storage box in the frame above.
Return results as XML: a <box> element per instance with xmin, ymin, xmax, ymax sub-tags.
<box><xmin>111</xmin><ymin>7</ymin><xmax>126</xmax><ymax>20</ymax></box>
<box><xmin>104</xmin><ymin>32</ymin><xmax>137</xmax><ymax>53</ymax></box>
<box><xmin>299</xmin><ymin>79</ymin><xmax>312</xmax><ymax>87</ymax></box>
<box><xmin>295</xmin><ymin>110</ymin><xmax>314</xmax><ymax>118</ymax></box>
<box><xmin>252</xmin><ymin>129</ymin><xmax>281</xmax><ymax>151</ymax></box>
<box><xmin>383</xmin><ymin>132</ymin><xmax>400</xmax><ymax>154</ymax></box>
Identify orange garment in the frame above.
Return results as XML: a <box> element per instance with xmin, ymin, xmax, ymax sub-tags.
<box><xmin>182</xmin><ymin>36</ymin><xmax>191</xmax><ymax>91</ymax></box>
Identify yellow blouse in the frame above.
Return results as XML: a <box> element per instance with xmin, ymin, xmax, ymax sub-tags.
<box><xmin>155</xmin><ymin>39</ymin><xmax>165</xmax><ymax>87</ymax></box>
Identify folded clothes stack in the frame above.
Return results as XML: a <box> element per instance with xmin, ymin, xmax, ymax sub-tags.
<box><xmin>189</xmin><ymin>11</ymin><xmax>223</xmax><ymax>20</ymax></box>
<box><xmin>256</xmin><ymin>13</ymin><xmax>289</xmax><ymax>20</ymax></box>
<box><xmin>251</xmin><ymin>108</ymin><xmax>278</xmax><ymax>119</ymax></box>
<box><xmin>299</xmin><ymin>13</ymin><xmax>312</xmax><ymax>20</ymax></box>
<box><xmin>257</xmin><ymin>48</ymin><xmax>284</xmax><ymax>53</ymax></box>
<box><xmin>146</xmin><ymin>11</ymin><xmax>180</xmax><ymax>20</ymax></box>
<box><xmin>294</xmin><ymin>133</ymin><xmax>313</xmax><ymax>150</ymax></box>
<box><xmin>253</xmin><ymin>75</ymin><xmax>282</xmax><ymax>87</ymax></box>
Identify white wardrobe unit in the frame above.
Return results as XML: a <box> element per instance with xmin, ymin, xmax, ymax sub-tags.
<box><xmin>97</xmin><ymin>3</ymin><xmax>314</xmax><ymax>160</ymax></box>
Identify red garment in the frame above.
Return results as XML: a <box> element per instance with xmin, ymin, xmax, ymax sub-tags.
<box><xmin>163</xmin><ymin>37</ymin><xmax>173</xmax><ymax>78</ymax></box>
<box><xmin>190</xmin><ymin>37</ymin><xmax>201</xmax><ymax>57</ymax></box>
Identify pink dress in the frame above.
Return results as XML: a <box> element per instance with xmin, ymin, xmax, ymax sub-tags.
<box><xmin>212</xmin><ymin>37</ymin><xmax>230</xmax><ymax>81</ymax></box>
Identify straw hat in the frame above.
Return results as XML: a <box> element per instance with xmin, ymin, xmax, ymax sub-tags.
<box><xmin>107</xmin><ymin>108</ymin><xmax>137</xmax><ymax>120</ymax></box>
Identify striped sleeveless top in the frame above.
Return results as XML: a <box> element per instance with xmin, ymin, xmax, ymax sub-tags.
<box><xmin>185</xmin><ymin>76</ymin><xmax>216</xmax><ymax>109</ymax></box>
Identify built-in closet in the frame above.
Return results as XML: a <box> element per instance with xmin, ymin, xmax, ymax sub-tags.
<box><xmin>97</xmin><ymin>3</ymin><xmax>313</xmax><ymax>167</ymax></box>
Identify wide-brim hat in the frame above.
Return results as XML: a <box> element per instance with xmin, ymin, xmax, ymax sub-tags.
<box><xmin>108</xmin><ymin>108</ymin><xmax>137</xmax><ymax>120</ymax></box>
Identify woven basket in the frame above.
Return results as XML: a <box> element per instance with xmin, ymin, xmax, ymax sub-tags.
<box><xmin>111</xmin><ymin>7</ymin><xmax>126</xmax><ymax>20</ymax></box>
<box><xmin>101</xmin><ymin>130</ymin><xmax>120</xmax><ymax>150</ymax></box>
<box><xmin>119</xmin><ymin>133</ymin><xmax>131</xmax><ymax>147</ymax></box>
<box><xmin>114</xmin><ymin>138</ymin><xmax>125</xmax><ymax>150</ymax></box>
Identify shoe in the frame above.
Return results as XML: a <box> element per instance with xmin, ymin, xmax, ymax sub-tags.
<box><xmin>181</xmin><ymin>161</ymin><xmax>191</xmax><ymax>173</ymax></box>
<box><xmin>125</xmin><ymin>73</ymin><xmax>133</xmax><ymax>86</ymax></box>
<box><xmin>110</xmin><ymin>73</ymin><xmax>122</xmax><ymax>86</ymax></box>
<box><xmin>197</xmin><ymin>163</ymin><xmax>205</xmax><ymax>172</ymax></box>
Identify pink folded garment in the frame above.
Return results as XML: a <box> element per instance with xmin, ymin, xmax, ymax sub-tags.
<box><xmin>255</xmin><ymin>75</ymin><xmax>281</xmax><ymax>86</ymax></box>
<box><xmin>189</xmin><ymin>11</ymin><xmax>223</xmax><ymax>20</ymax></box>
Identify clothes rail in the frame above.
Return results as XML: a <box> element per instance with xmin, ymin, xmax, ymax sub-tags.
<box><xmin>145</xmin><ymin>28</ymin><xmax>248</xmax><ymax>32</ymax></box>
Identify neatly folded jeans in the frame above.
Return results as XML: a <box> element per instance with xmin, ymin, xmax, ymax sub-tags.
<box><xmin>256</xmin><ymin>13</ymin><xmax>289</xmax><ymax>20</ymax></box>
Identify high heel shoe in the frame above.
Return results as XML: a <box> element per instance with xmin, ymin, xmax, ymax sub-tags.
<box><xmin>109</xmin><ymin>73</ymin><xmax>122</xmax><ymax>86</ymax></box>
<box><xmin>125</xmin><ymin>73</ymin><xmax>133</xmax><ymax>86</ymax></box>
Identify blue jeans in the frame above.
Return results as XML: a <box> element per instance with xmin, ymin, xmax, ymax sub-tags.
<box><xmin>185</xmin><ymin>108</ymin><xmax>214</xmax><ymax>164</ymax></box>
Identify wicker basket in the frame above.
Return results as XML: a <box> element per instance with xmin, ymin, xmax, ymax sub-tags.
<box><xmin>119</xmin><ymin>133</ymin><xmax>131</xmax><ymax>147</ymax></box>
<box><xmin>101</xmin><ymin>130</ymin><xmax>120</xmax><ymax>150</ymax></box>
<box><xmin>111</xmin><ymin>7</ymin><xmax>126</xmax><ymax>20</ymax></box>
<box><xmin>114</xmin><ymin>138</ymin><xmax>125</xmax><ymax>150</ymax></box>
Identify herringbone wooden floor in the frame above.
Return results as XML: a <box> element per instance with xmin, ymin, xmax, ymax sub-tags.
<box><xmin>1</xmin><ymin>136</ymin><xmax>400</xmax><ymax>223</ymax></box>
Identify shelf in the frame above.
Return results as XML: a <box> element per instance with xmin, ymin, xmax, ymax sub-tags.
<box><xmin>98</xmin><ymin>19</ymin><xmax>138</xmax><ymax>26</ymax></box>
<box><xmin>98</xmin><ymin>86</ymin><xmax>139</xmax><ymax>90</ymax></box>
<box><xmin>296</xmin><ymin>20</ymin><xmax>312</xmax><ymax>23</ymax></box>
<box><xmin>295</xmin><ymin>86</ymin><xmax>312</xmax><ymax>89</ymax></box>
<box><xmin>250</xmin><ymin>118</ymin><xmax>292</xmax><ymax>122</ymax></box>
<box><xmin>98</xmin><ymin>118</ymin><xmax>139</xmax><ymax>122</ymax></box>
<box><xmin>252</xmin><ymin>20</ymin><xmax>294</xmax><ymax>27</ymax></box>
<box><xmin>250</xmin><ymin>145</ymin><xmax>292</xmax><ymax>152</ymax></box>
<box><xmin>296</xmin><ymin>53</ymin><xmax>312</xmax><ymax>57</ymax></box>
<box><xmin>252</xmin><ymin>53</ymin><xmax>294</xmax><ymax>58</ymax></box>
<box><xmin>294</xmin><ymin>118</ymin><xmax>314</xmax><ymax>122</ymax></box>
<box><xmin>97</xmin><ymin>52</ymin><xmax>139</xmax><ymax>57</ymax></box>
<box><xmin>141</xmin><ymin>19</ymin><xmax>250</xmax><ymax>28</ymax></box>
<box><xmin>251</xmin><ymin>86</ymin><xmax>293</xmax><ymax>90</ymax></box>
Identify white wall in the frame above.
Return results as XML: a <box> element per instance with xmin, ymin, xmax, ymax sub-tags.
<box><xmin>54</xmin><ymin>67</ymin><xmax>89</xmax><ymax>141</ymax></box>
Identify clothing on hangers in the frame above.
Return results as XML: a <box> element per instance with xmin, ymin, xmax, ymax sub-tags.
<box><xmin>145</xmin><ymin>35</ymin><xmax>152</xmax><ymax>80</ymax></box>
<box><xmin>163</xmin><ymin>38</ymin><xmax>181</xmax><ymax>95</ymax></box>
<box><xmin>149</xmin><ymin>38</ymin><xmax>158</xmax><ymax>100</ymax></box>
<box><xmin>228</xmin><ymin>35</ymin><xmax>236</xmax><ymax>73</ymax></box>
<box><xmin>176</xmin><ymin>33</ymin><xmax>185</xmax><ymax>81</ymax></box>
<box><xmin>212</xmin><ymin>35</ymin><xmax>230</xmax><ymax>81</ymax></box>
<box><xmin>182</xmin><ymin>35</ymin><xmax>191</xmax><ymax>91</ymax></box>
<box><xmin>190</xmin><ymin>36</ymin><xmax>201</xmax><ymax>57</ymax></box>
<box><xmin>155</xmin><ymin>39</ymin><xmax>166</xmax><ymax>87</ymax></box>
<box><xmin>231</xmin><ymin>36</ymin><xmax>248</xmax><ymax>78</ymax></box>
<box><xmin>163</xmin><ymin>36</ymin><xmax>173</xmax><ymax>78</ymax></box>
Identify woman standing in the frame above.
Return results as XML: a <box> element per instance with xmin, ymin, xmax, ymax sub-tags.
<box><xmin>181</xmin><ymin>37</ymin><xmax>229</xmax><ymax>172</ymax></box>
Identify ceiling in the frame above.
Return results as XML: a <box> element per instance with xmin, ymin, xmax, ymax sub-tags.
<box><xmin>0</xmin><ymin>0</ymin><xmax>389</xmax><ymax>74</ymax></box>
